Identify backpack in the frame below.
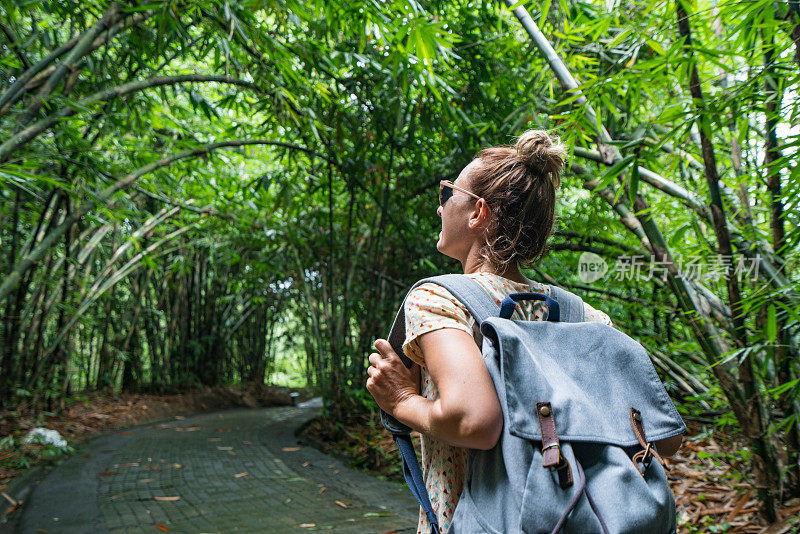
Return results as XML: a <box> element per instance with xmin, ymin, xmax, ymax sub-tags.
<box><xmin>381</xmin><ymin>274</ymin><xmax>686</xmax><ymax>534</ymax></box>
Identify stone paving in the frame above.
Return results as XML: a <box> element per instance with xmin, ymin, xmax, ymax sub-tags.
<box><xmin>14</xmin><ymin>406</ymin><xmax>418</xmax><ymax>533</ymax></box>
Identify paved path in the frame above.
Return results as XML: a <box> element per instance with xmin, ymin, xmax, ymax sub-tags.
<box><xmin>13</xmin><ymin>405</ymin><xmax>418</xmax><ymax>533</ymax></box>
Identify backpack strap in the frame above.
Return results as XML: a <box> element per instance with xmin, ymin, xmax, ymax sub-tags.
<box><xmin>547</xmin><ymin>285</ymin><xmax>585</xmax><ymax>323</ymax></box>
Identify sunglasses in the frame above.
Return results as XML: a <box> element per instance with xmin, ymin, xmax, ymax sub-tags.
<box><xmin>439</xmin><ymin>180</ymin><xmax>482</xmax><ymax>207</ymax></box>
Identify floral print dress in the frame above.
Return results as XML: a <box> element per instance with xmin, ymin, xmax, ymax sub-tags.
<box><xmin>401</xmin><ymin>272</ymin><xmax>614</xmax><ymax>533</ymax></box>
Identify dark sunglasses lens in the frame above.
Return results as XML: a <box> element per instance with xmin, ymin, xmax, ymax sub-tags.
<box><xmin>440</xmin><ymin>185</ymin><xmax>453</xmax><ymax>206</ymax></box>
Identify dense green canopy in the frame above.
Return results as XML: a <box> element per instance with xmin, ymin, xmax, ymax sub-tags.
<box><xmin>1</xmin><ymin>0</ymin><xmax>798</xmax><ymax>519</ymax></box>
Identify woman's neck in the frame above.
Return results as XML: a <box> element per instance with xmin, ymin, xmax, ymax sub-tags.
<box><xmin>462</xmin><ymin>252</ymin><xmax>532</xmax><ymax>285</ymax></box>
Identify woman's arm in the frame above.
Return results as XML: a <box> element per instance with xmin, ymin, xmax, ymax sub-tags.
<box><xmin>367</xmin><ymin>330</ymin><xmax>502</xmax><ymax>450</ymax></box>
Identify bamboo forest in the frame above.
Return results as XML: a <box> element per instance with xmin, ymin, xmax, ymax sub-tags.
<box><xmin>1</xmin><ymin>0</ymin><xmax>799</xmax><ymax>531</ymax></box>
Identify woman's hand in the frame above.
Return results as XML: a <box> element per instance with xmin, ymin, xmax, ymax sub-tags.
<box><xmin>366</xmin><ymin>339</ymin><xmax>420</xmax><ymax>416</ymax></box>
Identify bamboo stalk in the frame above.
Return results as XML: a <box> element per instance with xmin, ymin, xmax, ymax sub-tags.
<box><xmin>17</xmin><ymin>3</ymin><xmax>122</xmax><ymax>126</ymax></box>
<box><xmin>676</xmin><ymin>1</ymin><xmax>778</xmax><ymax>517</ymax></box>
<box><xmin>0</xmin><ymin>74</ymin><xmax>263</xmax><ymax>164</ymax></box>
<box><xmin>0</xmin><ymin>12</ymin><xmax>149</xmax><ymax>116</ymax></box>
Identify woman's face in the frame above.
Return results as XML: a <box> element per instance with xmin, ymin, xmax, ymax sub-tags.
<box><xmin>436</xmin><ymin>160</ymin><xmax>483</xmax><ymax>262</ymax></box>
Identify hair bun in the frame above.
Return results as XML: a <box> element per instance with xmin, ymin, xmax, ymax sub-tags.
<box><xmin>515</xmin><ymin>129</ymin><xmax>566</xmax><ymax>183</ymax></box>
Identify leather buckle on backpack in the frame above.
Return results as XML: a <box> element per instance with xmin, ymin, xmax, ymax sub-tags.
<box><xmin>632</xmin><ymin>442</ymin><xmax>656</xmax><ymax>476</ymax></box>
<box><xmin>642</xmin><ymin>442</ymin><xmax>653</xmax><ymax>465</ymax></box>
<box><xmin>629</xmin><ymin>407</ymin><xmax>669</xmax><ymax>477</ymax></box>
<box><xmin>541</xmin><ymin>443</ymin><xmax>560</xmax><ymax>454</ymax></box>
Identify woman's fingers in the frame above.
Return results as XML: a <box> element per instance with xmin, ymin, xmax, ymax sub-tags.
<box><xmin>373</xmin><ymin>338</ymin><xmax>394</xmax><ymax>357</ymax></box>
<box><xmin>368</xmin><ymin>352</ymin><xmax>382</xmax><ymax>366</ymax></box>
<box><xmin>365</xmin><ymin>341</ymin><xmax>420</xmax><ymax>416</ymax></box>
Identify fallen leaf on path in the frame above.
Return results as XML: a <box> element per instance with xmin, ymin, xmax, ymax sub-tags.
<box><xmin>332</xmin><ymin>470</ymin><xmax>340</xmax><ymax>475</ymax></box>
<box><xmin>138</xmin><ymin>478</ymin><xmax>155</xmax><ymax>483</ymax></box>
<box><xmin>319</xmin><ymin>486</ymin><xmax>326</xmax><ymax>494</ymax></box>
<box><xmin>216</xmin><ymin>446</ymin><xmax>233</xmax><ymax>451</ymax></box>
<box><xmin>156</xmin><ymin>524</ymin><xmax>169</xmax><ymax>532</ymax></box>
<box><xmin>174</xmin><ymin>416</ymin><xmax>185</xmax><ymax>420</ymax></box>
<box><xmin>726</xmin><ymin>490</ymin><xmax>751</xmax><ymax>522</ymax></box>
<box><xmin>172</xmin><ymin>463</ymin><xmax>182</xmax><ymax>469</ymax></box>
<box><xmin>780</xmin><ymin>503</ymin><xmax>800</xmax><ymax>517</ymax></box>
<box><xmin>4</xmin><ymin>500</ymin><xmax>20</xmax><ymax>515</ymax></box>
<box><xmin>153</xmin><ymin>496</ymin><xmax>180</xmax><ymax>502</ymax></box>
<box><xmin>299</xmin><ymin>524</ymin><xmax>315</xmax><ymax>528</ymax></box>
<box><xmin>208</xmin><ymin>438</ymin><xmax>221</xmax><ymax>442</ymax></box>
<box><xmin>284</xmin><ymin>498</ymin><xmax>291</xmax><ymax>503</ymax></box>
<box><xmin>282</xmin><ymin>447</ymin><xmax>300</xmax><ymax>452</ymax></box>
<box><xmin>763</xmin><ymin>522</ymin><xmax>794</xmax><ymax>534</ymax></box>
<box><xmin>302</xmin><ymin>462</ymin><xmax>309</xmax><ymax>467</ymax></box>
<box><xmin>233</xmin><ymin>472</ymin><xmax>248</xmax><ymax>478</ymax></box>
<box><xmin>335</xmin><ymin>500</ymin><xmax>348</xmax><ymax>509</ymax></box>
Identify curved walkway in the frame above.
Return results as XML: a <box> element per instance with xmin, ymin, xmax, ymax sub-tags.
<box><xmin>14</xmin><ymin>405</ymin><xmax>418</xmax><ymax>533</ymax></box>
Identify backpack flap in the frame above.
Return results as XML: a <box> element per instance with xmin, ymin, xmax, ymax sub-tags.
<box><xmin>481</xmin><ymin>318</ymin><xmax>686</xmax><ymax>447</ymax></box>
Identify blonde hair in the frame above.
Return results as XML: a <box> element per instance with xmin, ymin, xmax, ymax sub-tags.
<box><xmin>468</xmin><ymin>129</ymin><xmax>566</xmax><ymax>270</ymax></box>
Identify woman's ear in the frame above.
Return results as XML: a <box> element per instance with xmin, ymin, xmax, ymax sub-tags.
<box><xmin>468</xmin><ymin>199</ymin><xmax>492</xmax><ymax>230</ymax></box>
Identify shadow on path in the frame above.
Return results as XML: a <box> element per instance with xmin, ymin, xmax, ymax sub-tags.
<box><xmin>13</xmin><ymin>405</ymin><xmax>418</xmax><ymax>533</ymax></box>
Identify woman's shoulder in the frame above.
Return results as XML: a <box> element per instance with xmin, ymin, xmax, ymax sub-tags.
<box><xmin>406</xmin><ymin>274</ymin><xmax>616</xmax><ymax>323</ymax></box>
<box><xmin>407</xmin><ymin>273</ymin><xmax>546</xmax><ymax>309</ymax></box>
<box><xmin>406</xmin><ymin>281</ymin><xmax>466</xmax><ymax>309</ymax></box>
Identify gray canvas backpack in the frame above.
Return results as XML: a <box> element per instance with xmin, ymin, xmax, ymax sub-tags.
<box><xmin>381</xmin><ymin>274</ymin><xmax>686</xmax><ymax>534</ymax></box>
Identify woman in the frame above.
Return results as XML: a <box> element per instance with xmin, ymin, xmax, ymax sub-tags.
<box><xmin>366</xmin><ymin>130</ymin><xmax>679</xmax><ymax>533</ymax></box>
